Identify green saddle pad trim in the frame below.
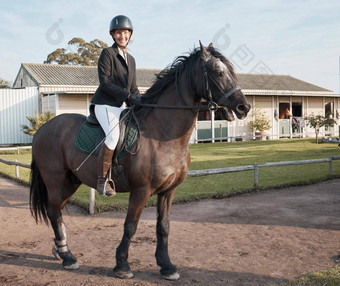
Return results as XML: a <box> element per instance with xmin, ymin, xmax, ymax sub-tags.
<box><xmin>75</xmin><ymin>120</ymin><xmax>138</xmax><ymax>159</ymax></box>
<box><xmin>117</xmin><ymin>120</ymin><xmax>138</xmax><ymax>160</ymax></box>
<box><xmin>75</xmin><ymin>122</ymin><xmax>104</xmax><ymax>156</ymax></box>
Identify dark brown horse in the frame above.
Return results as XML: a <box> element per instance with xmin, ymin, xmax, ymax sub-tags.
<box><xmin>29</xmin><ymin>42</ymin><xmax>250</xmax><ymax>280</ymax></box>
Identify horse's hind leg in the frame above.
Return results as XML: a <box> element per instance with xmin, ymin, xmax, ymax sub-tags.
<box><xmin>46</xmin><ymin>174</ymin><xmax>80</xmax><ymax>270</ymax></box>
<box><xmin>155</xmin><ymin>190</ymin><xmax>180</xmax><ymax>280</ymax></box>
<box><xmin>48</xmin><ymin>206</ymin><xmax>79</xmax><ymax>270</ymax></box>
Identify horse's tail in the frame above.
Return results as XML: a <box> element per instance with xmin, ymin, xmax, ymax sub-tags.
<box><xmin>29</xmin><ymin>158</ymin><xmax>49</xmax><ymax>225</ymax></box>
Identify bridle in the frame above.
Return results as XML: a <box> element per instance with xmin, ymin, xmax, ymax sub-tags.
<box><xmin>136</xmin><ymin>55</ymin><xmax>241</xmax><ymax>111</ymax></box>
<box><xmin>201</xmin><ymin>57</ymin><xmax>241</xmax><ymax>111</ymax></box>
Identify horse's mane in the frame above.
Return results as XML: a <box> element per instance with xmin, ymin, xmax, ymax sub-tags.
<box><xmin>135</xmin><ymin>45</ymin><xmax>236</xmax><ymax>119</ymax></box>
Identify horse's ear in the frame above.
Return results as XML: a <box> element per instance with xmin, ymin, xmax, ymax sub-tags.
<box><xmin>208</xmin><ymin>42</ymin><xmax>214</xmax><ymax>49</ymax></box>
<box><xmin>199</xmin><ymin>40</ymin><xmax>210</xmax><ymax>60</ymax></box>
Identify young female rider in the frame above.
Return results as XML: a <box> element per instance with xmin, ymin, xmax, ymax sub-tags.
<box><xmin>90</xmin><ymin>15</ymin><xmax>141</xmax><ymax>196</ymax></box>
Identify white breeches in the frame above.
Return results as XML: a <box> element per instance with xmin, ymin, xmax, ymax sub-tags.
<box><xmin>94</xmin><ymin>104</ymin><xmax>123</xmax><ymax>150</ymax></box>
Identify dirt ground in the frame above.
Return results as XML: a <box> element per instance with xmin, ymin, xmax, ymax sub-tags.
<box><xmin>0</xmin><ymin>176</ymin><xmax>339</xmax><ymax>286</ymax></box>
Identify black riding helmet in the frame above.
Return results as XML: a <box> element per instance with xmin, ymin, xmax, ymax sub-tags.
<box><xmin>109</xmin><ymin>15</ymin><xmax>133</xmax><ymax>35</ymax></box>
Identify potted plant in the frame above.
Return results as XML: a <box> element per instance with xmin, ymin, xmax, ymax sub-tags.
<box><xmin>248</xmin><ymin>107</ymin><xmax>272</xmax><ymax>140</ymax></box>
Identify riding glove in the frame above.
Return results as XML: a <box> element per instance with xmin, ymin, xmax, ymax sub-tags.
<box><xmin>128</xmin><ymin>94</ymin><xmax>142</xmax><ymax>106</ymax></box>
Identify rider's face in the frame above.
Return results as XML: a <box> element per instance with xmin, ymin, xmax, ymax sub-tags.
<box><xmin>112</xmin><ymin>29</ymin><xmax>131</xmax><ymax>49</ymax></box>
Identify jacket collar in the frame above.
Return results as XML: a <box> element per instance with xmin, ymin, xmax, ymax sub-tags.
<box><xmin>112</xmin><ymin>43</ymin><xmax>130</xmax><ymax>69</ymax></box>
<box><xmin>112</xmin><ymin>43</ymin><xmax>128</xmax><ymax>55</ymax></box>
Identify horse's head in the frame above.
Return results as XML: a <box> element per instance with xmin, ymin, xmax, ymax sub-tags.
<box><xmin>199</xmin><ymin>41</ymin><xmax>250</xmax><ymax>121</ymax></box>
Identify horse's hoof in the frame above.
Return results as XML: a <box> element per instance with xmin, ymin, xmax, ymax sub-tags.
<box><xmin>58</xmin><ymin>251</ymin><xmax>79</xmax><ymax>270</ymax></box>
<box><xmin>63</xmin><ymin>262</ymin><xmax>79</xmax><ymax>270</ymax></box>
<box><xmin>162</xmin><ymin>272</ymin><xmax>180</xmax><ymax>281</ymax></box>
<box><xmin>113</xmin><ymin>269</ymin><xmax>134</xmax><ymax>279</ymax></box>
<box><xmin>52</xmin><ymin>247</ymin><xmax>61</xmax><ymax>260</ymax></box>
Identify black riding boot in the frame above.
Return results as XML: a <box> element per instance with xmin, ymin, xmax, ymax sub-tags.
<box><xmin>97</xmin><ymin>143</ymin><xmax>116</xmax><ymax>196</ymax></box>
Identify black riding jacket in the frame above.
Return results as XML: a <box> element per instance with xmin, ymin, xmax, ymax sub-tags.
<box><xmin>91</xmin><ymin>43</ymin><xmax>140</xmax><ymax>107</ymax></box>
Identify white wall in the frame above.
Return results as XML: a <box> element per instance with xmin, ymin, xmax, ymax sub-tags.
<box><xmin>0</xmin><ymin>87</ymin><xmax>39</xmax><ymax>145</ymax></box>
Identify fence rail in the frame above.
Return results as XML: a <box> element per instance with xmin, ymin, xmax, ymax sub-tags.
<box><xmin>187</xmin><ymin>155</ymin><xmax>340</xmax><ymax>187</ymax></box>
<box><xmin>0</xmin><ymin>146</ymin><xmax>32</xmax><ymax>154</ymax></box>
<box><xmin>1</xmin><ymin>155</ymin><xmax>340</xmax><ymax>214</ymax></box>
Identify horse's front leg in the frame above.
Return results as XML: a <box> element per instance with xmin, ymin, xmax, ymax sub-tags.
<box><xmin>155</xmin><ymin>190</ymin><xmax>180</xmax><ymax>280</ymax></box>
<box><xmin>113</xmin><ymin>189</ymin><xmax>149</xmax><ymax>279</ymax></box>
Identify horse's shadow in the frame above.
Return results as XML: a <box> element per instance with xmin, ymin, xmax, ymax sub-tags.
<box><xmin>0</xmin><ymin>249</ymin><xmax>287</xmax><ymax>285</ymax></box>
<box><xmin>0</xmin><ymin>249</ymin><xmax>109</xmax><ymax>277</ymax></box>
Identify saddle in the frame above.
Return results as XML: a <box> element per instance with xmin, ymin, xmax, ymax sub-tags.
<box><xmin>75</xmin><ymin>108</ymin><xmax>139</xmax><ymax>190</ymax></box>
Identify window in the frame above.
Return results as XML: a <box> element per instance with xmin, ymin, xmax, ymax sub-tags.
<box><xmin>325</xmin><ymin>102</ymin><xmax>333</xmax><ymax>118</ymax></box>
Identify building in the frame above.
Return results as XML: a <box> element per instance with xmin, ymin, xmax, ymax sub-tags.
<box><xmin>227</xmin><ymin>73</ymin><xmax>337</xmax><ymax>141</ymax></box>
<box><xmin>12</xmin><ymin>63</ymin><xmax>339</xmax><ymax>143</ymax></box>
<box><xmin>13</xmin><ymin>63</ymin><xmax>158</xmax><ymax>116</ymax></box>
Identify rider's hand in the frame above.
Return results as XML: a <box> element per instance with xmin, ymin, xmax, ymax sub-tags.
<box><xmin>128</xmin><ymin>94</ymin><xmax>142</xmax><ymax>106</ymax></box>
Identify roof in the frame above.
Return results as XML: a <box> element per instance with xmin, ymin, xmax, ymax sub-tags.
<box><xmin>17</xmin><ymin>63</ymin><xmax>332</xmax><ymax>93</ymax></box>
<box><xmin>18</xmin><ymin>63</ymin><xmax>160</xmax><ymax>88</ymax></box>
<box><xmin>237</xmin><ymin>73</ymin><xmax>331</xmax><ymax>92</ymax></box>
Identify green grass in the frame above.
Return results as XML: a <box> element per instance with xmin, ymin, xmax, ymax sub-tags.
<box><xmin>267</xmin><ymin>265</ymin><xmax>340</xmax><ymax>286</ymax></box>
<box><xmin>287</xmin><ymin>265</ymin><xmax>340</xmax><ymax>286</ymax></box>
<box><xmin>1</xmin><ymin>138</ymin><xmax>340</xmax><ymax>213</ymax></box>
<box><xmin>0</xmin><ymin>149</ymin><xmax>32</xmax><ymax>186</ymax></box>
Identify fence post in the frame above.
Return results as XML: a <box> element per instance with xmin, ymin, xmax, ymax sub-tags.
<box><xmin>254</xmin><ymin>162</ymin><xmax>258</xmax><ymax>188</ymax></box>
<box><xmin>329</xmin><ymin>155</ymin><xmax>333</xmax><ymax>176</ymax></box>
<box><xmin>89</xmin><ymin>188</ymin><xmax>95</xmax><ymax>215</ymax></box>
<box><xmin>219</xmin><ymin>124</ymin><xmax>222</xmax><ymax>143</ymax></box>
<box><xmin>15</xmin><ymin>160</ymin><xmax>19</xmax><ymax>179</ymax></box>
<box><xmin>211</xmin><ymin>110</ymin><xmax>215</xmax><ymax>143</ymax></box>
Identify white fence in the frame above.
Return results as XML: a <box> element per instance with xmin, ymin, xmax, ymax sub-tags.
<box><xmin>0</xmin><ymin>87</ymin><xmax>39</xmax><ymax>145</ymax></box>
<box><xmin>1</xmin><ymin>155</ymin><xmax>340</xmax><ymax>215</ymax></box>
<box><xmin>0</xmin><ymin>146</ymin><xmax>32</xmax><ymax>154</ymax></box>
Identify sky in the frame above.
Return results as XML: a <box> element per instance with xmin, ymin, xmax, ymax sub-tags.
<box><xmin>1</xmin><ymin>0</ymin><xmax>339</xmax><ymax>93</ymax></box>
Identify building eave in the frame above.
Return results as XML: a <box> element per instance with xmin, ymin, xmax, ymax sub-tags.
<box><xmin>39</xmin><ymin>84</ymin><xmax>98</xmax><ymax>88</ymax></box>
<box><xmin>243</xmin><ymin>89</ymin><xmax>338</xmax><ymax>97</ymax></box>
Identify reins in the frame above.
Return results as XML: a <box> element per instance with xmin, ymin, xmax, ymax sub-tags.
<box><xmin>135</xmin><ymin>102</ymin><xmax>213</xmax><ymax>110</ymax></box>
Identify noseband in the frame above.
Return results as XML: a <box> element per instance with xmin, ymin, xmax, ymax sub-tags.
<box><xmin>201</xmin><ymin>58</ymin><xmax>241</xmax><ymax>110</ymax></box>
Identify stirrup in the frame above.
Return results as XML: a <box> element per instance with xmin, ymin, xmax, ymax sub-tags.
<box><xmin>104</xmin><ymin>177</ymin><xmax>116</xmax><ymax>196</ymax></box>
<box><xmin>104</xmin><ymin>165</ymin><xmax>116</xmax><ymax>196</ymax></box>
<box><xmin>97</xmin><ymin>177</ymin><xmax>116</xmax><ymax>197</ymax></box>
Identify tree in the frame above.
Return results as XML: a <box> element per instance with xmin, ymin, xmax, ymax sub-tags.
<box><xmin>44</xmin><ymin>38</ymin><xmax>108</xmax><ymax>66</ymax></box>
<box><xmin>0</xmin><ymin>78</ymin><xmax>11</xmax><ymax>88</ymax></box>
<box><xmin>21</xmin><ymin>111</ymin><xmax>55</xmax><ymax>136</ymax></box>
<box><xmin>304</xmin><ymin>113</ymin><xmax>337</xmax><ymax>144</ymax></box>
<box><xmin>248</xmin><ymin>107</ymin><xmax>271</xmax><ymax>132</ymax></box>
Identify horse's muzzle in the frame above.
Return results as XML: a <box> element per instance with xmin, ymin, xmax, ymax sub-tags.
<box><xmin>235</xmin><ymin>103</ymin><xmax>251</xmax><ymax>119</ymax></box>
